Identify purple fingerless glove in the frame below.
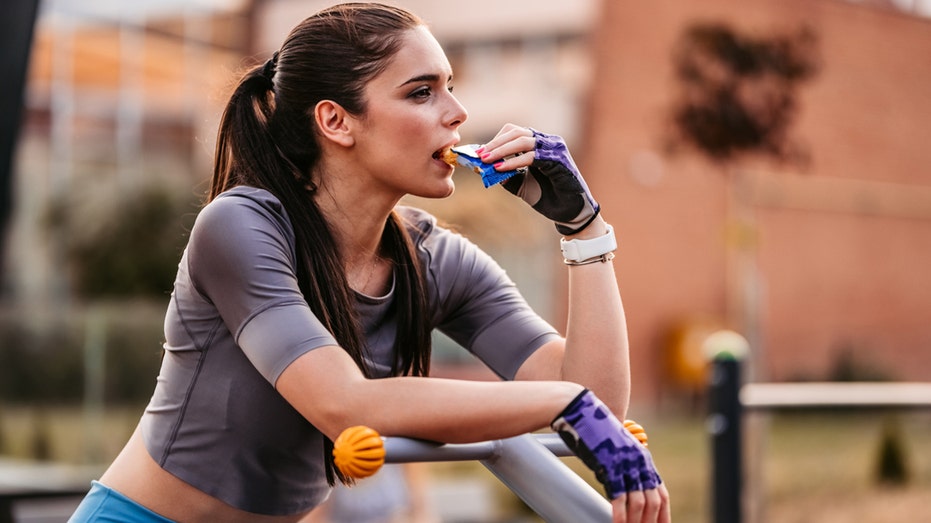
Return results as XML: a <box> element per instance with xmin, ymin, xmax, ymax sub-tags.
<box><xmin>502</xmin><ymin>129</ymin><xmax>600</xmax><ymax>235</ymax></box>
<box><xmin>551</xmin><ymin>389</ymin><xmax>662</xmax><ymax>500</ymax></box>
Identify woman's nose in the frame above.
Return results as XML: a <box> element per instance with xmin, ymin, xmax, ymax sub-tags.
<box><xmin>447</xmin><ymin>93</ymin><xmax>468</xmax><ymax>128</ymax></box>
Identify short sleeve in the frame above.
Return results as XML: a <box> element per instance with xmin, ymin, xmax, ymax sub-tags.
<box><xmin>406</xmin><ymin>210</ymin><xmax>561</xmax><ymax>380</ymax></box>
<box><xmin>187</xmin><ymin>189</ymin><xmax>337</xmax><ymax>383</ymax></box>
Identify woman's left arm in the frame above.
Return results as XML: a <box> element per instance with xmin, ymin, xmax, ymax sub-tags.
<box><xmin>478</xmin><ymin>127</ymin><xmax>668</xmax><ymax>522</ymax></box>
<box><xmin>478</xmin><ymin>124</ymin><xmax>630</xmax><ymax>417</ymax></box>
<box><xmin>514</xmin><ymin>214</ymin><xmax>630</xmax><ymax>417</ymax></box>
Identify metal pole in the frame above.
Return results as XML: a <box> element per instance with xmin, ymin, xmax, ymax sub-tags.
<box><xmin>708</xmin><ymin>355</ymin><xmax>743</xmax><ymax>523</ymax></box>
<box><xmin>382</xmin><ymin>433</ymin><xmax>577</xmax><ymax>463</ymax></box>
<box><xmin>383</xmin><ymin>434</ymin><xmax>611</xmax><ymax>522</ymax></box>
<box><xmin>481</xmin><ymin>434</ymin><xmax>612</xmax><ymax>523</ymax></box>
<box><xmin>384</xmin><ymin>438</ymin><xmax>498</xmax><ymax>463</ymax></box>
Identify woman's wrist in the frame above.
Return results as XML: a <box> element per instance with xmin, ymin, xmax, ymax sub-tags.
<box><xmin>559</xmin><ymin>216</ymin><xmax>616</xmax><ymax>266</ymax></box>
<box><xmin>564</xmin><ymin>214</ymin><xmax>608</xmax><ymax>241</ymax></box>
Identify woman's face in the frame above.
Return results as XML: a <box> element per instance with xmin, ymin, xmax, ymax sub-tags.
<box><xmin>350</xmin><ymin>26</ymin><xmax>468</xmax><ymax>200</ymax></box>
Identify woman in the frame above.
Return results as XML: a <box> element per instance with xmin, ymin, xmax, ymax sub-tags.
<box><xmin>69</xmin><ymin>3</ymin><xmax>669</xmax><ymax>523</ymax></box>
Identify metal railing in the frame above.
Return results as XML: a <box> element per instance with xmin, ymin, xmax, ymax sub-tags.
<box><xmin>708</xmin><ymin>355</ymin><xmax>931</xmax><ymax>523</ymax></box>
<box><xmin>336</xmin><ymin>429</ymin><xmax>613</xmax><ymax>522</ymax></box>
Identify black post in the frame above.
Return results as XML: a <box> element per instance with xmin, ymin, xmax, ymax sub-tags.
<box><xmin>708</xmin><ymin>355</ymin><xmax>743</xmax><ymax>523</ymax></box>
<box><xmin>0</xmin><ymin>497</ymin><xmax>11</xmax><ymax>523</ymax></box>
<box><xmin>0</xmin><ymin>0</ymin><xmax>41</xmax><ymax>282</ymax></box>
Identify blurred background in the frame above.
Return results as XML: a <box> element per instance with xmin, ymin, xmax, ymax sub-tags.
<box><xmin>1</xmin><ymin>0</ymin><xmax>929</xmax><ymax>521</ymax></box>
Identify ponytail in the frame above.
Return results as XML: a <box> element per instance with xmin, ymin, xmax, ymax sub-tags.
<box><xmin>207</xmin><ymin>3</ymin><xmax>432</xmax><ymax>487</ymax></box>
<box><xmin>210</xmin><ymin>61</ymin><xmax>432</xmax><ymax>487</ymax></box>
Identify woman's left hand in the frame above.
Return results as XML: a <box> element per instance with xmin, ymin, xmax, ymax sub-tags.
<box><xmin>477</xmin><ymin>123</ymin><xmax>600</xmax><ymax>235</ymax></box>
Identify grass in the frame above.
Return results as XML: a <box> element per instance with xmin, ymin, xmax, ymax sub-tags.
<box><xmin>646</xmin><ymin>410</ymin><xmax>931</xmax><ymax>523</ymax></box>
<box><xmin>757</xmin><ymin>411</ymin><xmax>931</xmax><ymax>522</ymax></box>
<box><xmin>2</xmin><ymin>405</ymin><xmax>930</xmax><ymax>522</ymax></box>
<box><xmin>471</xmin><ymin>410</ymin><xmax>931</xmax><ymax>522</ymax></box>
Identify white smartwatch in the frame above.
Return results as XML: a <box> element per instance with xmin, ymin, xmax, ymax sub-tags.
<box><xmin>560</xmin><ymin>224</ymin><xmax>617</xmax><ymax>265</ymax></box>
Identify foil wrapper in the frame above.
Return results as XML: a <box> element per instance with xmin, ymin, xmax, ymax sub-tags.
<box><xmin>451</xmin><ymin>144</ymin><xmax>519</xmax><ymax>188</ymax></box>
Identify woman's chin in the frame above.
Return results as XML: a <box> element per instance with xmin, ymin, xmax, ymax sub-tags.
<box><xmin>414</xmin><ymin>178</ymin><xmax>455</xmax><ymax>200</ymax></box>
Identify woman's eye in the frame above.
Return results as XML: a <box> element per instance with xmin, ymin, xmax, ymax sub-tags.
<box><xmin>410</xmin><ymin>87</ymin><xmax>432</xmax><ymax>99</ymax></box>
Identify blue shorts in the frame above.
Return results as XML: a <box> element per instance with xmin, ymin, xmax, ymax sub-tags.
<box><xmin>69</xmin><ymin>481</ymin><xmax>175</xmax><ymax>523</ymax></box>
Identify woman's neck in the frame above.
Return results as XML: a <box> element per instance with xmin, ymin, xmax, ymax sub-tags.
<box><xmin>312</xmin><ymin>170</ymin><xmax>398</xmax><ymax>295</ymax></box>
<box><xmin>315</xmin><ymin>180</ymin><xmax>391</xmax><ymax>251</ymax></box>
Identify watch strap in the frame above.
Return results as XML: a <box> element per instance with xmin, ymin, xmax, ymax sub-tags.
<box><xmin>560</xmin><ymin>224</ymin><xmax>616</xmax><ymax>263</ymax></box>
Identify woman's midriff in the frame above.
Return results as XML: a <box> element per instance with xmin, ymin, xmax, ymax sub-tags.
<box><xmin>99</xmin><ymin>426</ymin><xmax>312</xmax><ymax>523</ymax></box>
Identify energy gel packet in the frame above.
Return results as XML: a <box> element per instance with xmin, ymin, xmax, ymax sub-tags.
<box><xmin>450</xmin><ymin>144</ymin><xmax>520</xmax><ymax>188</ymax></box>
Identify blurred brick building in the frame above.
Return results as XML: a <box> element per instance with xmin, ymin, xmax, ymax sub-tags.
<box><xmin>581</xmin><ymin>0</ymin><xmax>931</xmax><ymax>404</ymax></box>
<box><xmin>11</xmin><ymin>0</ymin><xmax>931</xmax><ymax>408</ymax></box>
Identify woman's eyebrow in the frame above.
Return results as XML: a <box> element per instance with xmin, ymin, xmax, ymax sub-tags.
<box><xmin>397</xmin><ymin>73</ymin><xmax>453</xmax><ymax>88</ymax></box>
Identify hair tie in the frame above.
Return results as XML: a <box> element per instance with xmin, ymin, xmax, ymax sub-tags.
<box><xmin>262</xmin><ymin>51</ymin><xmax>279</xmax><ymax>82</ymax></box>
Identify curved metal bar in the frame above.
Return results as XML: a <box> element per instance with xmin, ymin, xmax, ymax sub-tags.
<box><xmin>534</xmin><ymin>432</ymin><xmax>576</xmax><ymax>457</ymax></box>
<box><xmin>382</xmin><ymin>433</ymin><xmax>610</xmax><ymax>523</ymax></box>
<box><xmin>480</xmin><ymin>434</ymin><xmax>611</xmax><ymax>522</ymax></box>
<box><xmin>383</xmin><ymin>438</ymin><xmax>498</xmax><ymax>463</ymax></box>
<box><xmin>382</xmin><ymin>433</ymin><xmax>576</xmax><ymax>463</ymax></box>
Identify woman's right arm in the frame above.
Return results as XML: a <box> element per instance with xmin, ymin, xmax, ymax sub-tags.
<box><xmin>275</xmin><ymin>344</ymin><xmax>583</xmax><ymax>443</ymax></box>
<box><xmin>277</xmin><ymin>347</ymin><xmax>669</xmax><ymax>523</ymax></box>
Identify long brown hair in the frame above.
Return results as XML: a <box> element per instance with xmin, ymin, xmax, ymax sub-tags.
<box><xmin>209</xmin><ymin>3</ymin><xmax>431</xmax><ymax>484</ymax></box>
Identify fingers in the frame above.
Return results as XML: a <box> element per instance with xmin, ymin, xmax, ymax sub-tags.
<box><xmin>611</xmin><ymin>486</ymin><xmax>670</xmax><ymax>523</ymax></box>
<box><xmin>657</xmin><ymin>484</ymin><xmax>672</xmax><ymax>523</ymax></box>
<box><xmin>626</xmin><ymin>491</ymin><xmax>646</xmax><ymax>523</ymax></box>
<box><xmin>477</xmin><ymin>124</ymin><xmax>536</xmax><ymax>169</ymax></box>
<box><xmin>640</xmin><ymin>488</ymin><xmax>661</xmax><ymax>522</ymax></box>
<box><xmin>611</xmin><ymin>495</ymin><xmax>628</xmax><ymax>523</ymax></box>
<box><xmin>485</xmin><ymin>123</ymin><xmax>531</xmax><ymax>151</ymax></box>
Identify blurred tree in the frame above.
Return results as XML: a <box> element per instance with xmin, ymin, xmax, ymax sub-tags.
<box><xmin>667</xmin><ymin>29</ymin><xmax>819</xmax><ymax>521</ymax></box>
<box><xmin>0</xmin><ymin>305</ymin><xmax>165</xmax><ymax>405</ymax></box>
<box><xmin>25</xmin><ymin>184</ymin><xmax>196</xmax><ymax>418</ymax></box>
<box><xmin>3</xmin><ymin>182</ymin><xmax>191</xmax><ymax>408</ymax></box>
<box><xmin>666</xmin><ymin>22</ymin><xmax>819</xmax><ymax>381</ymax></box>
<box><xmin>668</xmin><ymin>22</ymin><xmax>819</xmax><ymax>165</ymax></box>
<box><xmin>0</xmin><ymin>319</ymin><xmax>82</xmax><ymax>402</ymax></box>
<box><xmin>45</xmin><ymin>184</ymin><xmax>197</xmax><ymax>299</ymax></box>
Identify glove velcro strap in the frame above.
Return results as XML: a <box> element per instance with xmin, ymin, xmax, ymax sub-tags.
<box><xmin>555</xmin><ymin>206</ymin><xmax>601</xmax><ymax>236</ymax></box>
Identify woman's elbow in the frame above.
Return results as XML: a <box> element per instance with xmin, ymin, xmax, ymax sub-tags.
<box><xmin>275</xmin><ymin>346</ymin><xmax>372</xmax><ymax>439</ymax></box>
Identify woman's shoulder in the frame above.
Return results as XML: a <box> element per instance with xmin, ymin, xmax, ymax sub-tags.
<box><xmin>192</xmin><ymin>186</ymin><xmax>294</xmax><ymax>245</ymax></box>
<box><xmin>395</xmin><ymin>205</ymin><xmax>436</xmax><ymax>236</ymax></box>
<box><xmin>395</xmin><ymin>205</ymin><xmax>486</xmax><ymax>265</ymax></box>
<box><xmin>207</xmin><ymin>186</ymin><xmax>285</xmax><ymax>214</ymax></box>
<box><xmin>395</xmin><ymin>205</ymin><xmax>464</xmax><ymax>248</ymax></box>
<box><xmin>198</xmin><ymin>186</ymin><xmax>289</xmax><ymax>226</ymax></box>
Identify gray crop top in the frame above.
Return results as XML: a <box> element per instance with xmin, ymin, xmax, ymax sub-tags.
<box><xmin>139</xmin><ymin>186</ymin><xmax>560</xmax><ymax>515</ymax></box>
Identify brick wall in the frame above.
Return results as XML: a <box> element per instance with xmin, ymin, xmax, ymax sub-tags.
<box><xmin>581</xmin><ymin>0</ymin><xmax>931</xmax><ymax>403</ymax></box>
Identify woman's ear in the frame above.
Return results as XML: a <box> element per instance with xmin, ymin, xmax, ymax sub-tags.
<box><xmin>314</xmin><ymin>100</ymin><xmax>355</xmax><ymax>148</ymax></box>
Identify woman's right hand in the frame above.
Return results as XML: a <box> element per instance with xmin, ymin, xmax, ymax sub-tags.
<box><xmin>477</xmin><ymin>124</ymin><xmax>601</xmax><ymax>236</ymax></box>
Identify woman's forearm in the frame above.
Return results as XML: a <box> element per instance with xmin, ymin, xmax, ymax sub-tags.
<box><xmin>561</xmin><ymin>215</ymin><xmax>631</xmax><ymax>416</ymax></box>
<box><xmin>277</xmin><ymin>345</ymin><xmax>584</xmax><ymax>443</ymax></box>
<box><xmin>356</xmin><ymin>376</ymin><xmax>583</xmax><ymax>442</ymax></box>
